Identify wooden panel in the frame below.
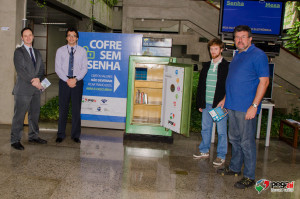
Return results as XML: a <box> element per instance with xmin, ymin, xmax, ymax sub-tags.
<box><xmin>135</xmin><ymin>63</ymin><xmax>164</xmax><ymax>81</ymax></box>
<box><xmin>135</xmin><ymin>80</ymin><xmax>163</xmax><ymax>89</ymax></box>
<box><xmin>147</xmin><ymin>65</ymin><xmax>164</xmax><ymax>81</ymax></box>
<box><xmin>132</xmin><ymin>117</ymin><xmax>161</xmax><ymax>124</ymax></box>
<box><xmin>133</xmin><ymin>104</ymin><xmax>161</xmax><ymax>119</ymax></box>
<box><xmin>134</xmin><ymin>87</ymin><xmax>162</xmax><ymax>105</ymax></box>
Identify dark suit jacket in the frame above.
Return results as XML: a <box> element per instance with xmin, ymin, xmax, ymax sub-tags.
<box><xmin>13</xmin><ymin>45</ymin><xmax>44</xmax><ymax>95</ymax></box>
<box><xmin>196</xmin><ymin>58</ymin><xmax>229</xmax><ymax>109</ymax></box>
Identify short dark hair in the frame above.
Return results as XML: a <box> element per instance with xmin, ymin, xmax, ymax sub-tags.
<box><xmin>233</xmin><ymin>25</ymin><xmax>252</xmax><ymax>37</ymax></box>
<box><xmin>66</xmin><ymin>27</ymin><xmax>79</xmax><ymax>39</ymax></box>
<box><xmin>208</xmin><ymin>38</ymin><xmax>224</xmax><ymax>49</ymax></box>
<box><xmin>21</xmin><ymin>27</ymin><xmax>33</xmax><ymax>36</ymax></box>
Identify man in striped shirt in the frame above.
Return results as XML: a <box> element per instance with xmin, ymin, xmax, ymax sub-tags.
<box><xmin>193</xmin><ymin>38</ymin><xmax>229</xmax><ymax>166</ymax></box>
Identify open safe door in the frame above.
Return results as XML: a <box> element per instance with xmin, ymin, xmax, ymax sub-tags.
<box><xmin>161</xmin><ymin>63</ymin><xmax>193</xmax><ymax>137</ymax></box>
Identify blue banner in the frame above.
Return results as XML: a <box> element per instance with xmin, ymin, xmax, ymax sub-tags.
<box><xmin>78</xmin><ymin>32</ymin><xmax>142</xmax><ymax>123</ymax></box>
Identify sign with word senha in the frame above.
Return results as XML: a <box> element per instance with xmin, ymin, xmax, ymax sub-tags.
<box><xmin>78</xmin><ymin>32</ymin><xmax>142</xmax><ymax>129</ymax></box>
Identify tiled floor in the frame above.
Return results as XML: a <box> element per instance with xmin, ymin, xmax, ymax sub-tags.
<box><xmin>0</xmin><ymin>123</ymin><xmax>299</xmax><ymax>199</ymax></box>
<box><xmin>1</xmin><ymin>74</ymin><xmax>299</xmax><ymax>198</ymax></box>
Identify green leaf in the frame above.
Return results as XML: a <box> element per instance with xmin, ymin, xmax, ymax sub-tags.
<box><xmin>282</xmin><ymin>36</ymin><xmax>291</xmax><ymax>40</ymax></box>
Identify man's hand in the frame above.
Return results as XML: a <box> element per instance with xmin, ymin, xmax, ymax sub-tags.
<box><xmin>244</xmin><ymin>77</ymin><xmax>269</xmax><ymax>120</ymax></box>
<box><xmin>67</xmin><ymin>78</ymin><xmax>77</xmax><ymax>88</ymax></box>
<box><xmin>245</xmin><ymin>106</ymin><xmax>257</xmax><ymax>120</ymax></box>
<box><xmin>217</xmin><ymin>97</ymin><xmax>226</xmax><ymax>108</ymax></box>
<box><xmin>199</xmin><ymin>108</ymin><xmax>202</xmax><ymax>112</ymax></box>
<box><xmin>31</xmin><ymin>78</ymin><xmax>42</xmax><ymax>90</ymax></box>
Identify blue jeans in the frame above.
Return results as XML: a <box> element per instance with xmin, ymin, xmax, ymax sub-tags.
<box><xmin>228</xmin><ymin>109</ymin><xmax>257</xmax><ymax>180</ymax></box>
<box><xmin>199</xmin><ymin>103</ymin><xmax>228</xmax><ymax>160</ymax></box>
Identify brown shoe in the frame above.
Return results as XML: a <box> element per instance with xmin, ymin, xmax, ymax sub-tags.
<box><xmin>193</xmin><ymin>152</ymin><xmax>209</xmax><ymax>159</ymax></box>
<box><xmin>213</xmin><ymin>157</ymin><xmax>225</xmax><ymax>166</ymax></box>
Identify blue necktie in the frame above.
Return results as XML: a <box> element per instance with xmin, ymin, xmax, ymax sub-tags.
<box><xmin>68</xmin><ymin>47</ymin><xmax>74</xmax><ymax>77</ymax></box>
<box><xmin>29</xmin><ymin>48</ymin><xmax>36</xmax><ymax>69</ymax></box>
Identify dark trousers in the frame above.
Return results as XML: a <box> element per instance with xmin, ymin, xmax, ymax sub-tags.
<box><xmin>11</xmin><ymin>92</ymin><xmax>41</xmax><ymax>144</ymax></box>
<box><xmin>57</xmin><ymin>79</ymin><xmax>83</xmax><ymax>139</ymax></box>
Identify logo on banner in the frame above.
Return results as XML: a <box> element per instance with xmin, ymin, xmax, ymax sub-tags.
<box><xmin>83</xmin><ymin>46</ymin><xmax>95</xmax><ymax>59</ymax></box>
<box><xmin>168</xmin><ymin>120</ymin><xmax>176</xmax><ymax>126</ymax></box>
<box><xmin>82</xmin><ymin>98</ymin><xmax>96</xmax><ymax>103</ymax></box>
<box><xmin>255</xmin><ymin>179</ymin><xmax>295</xmax><ymax>193</ymax></box>
<box><xmin>101</xmin><ymin>99</ymin><xmax>108</xmax><ymax>104</ymax></box>
<box><xmin>271</xmin><ymin>181</ymin><xmax>295</xmax><ymax>192</ymax></box>
<box><xmin>170</xmin><ymin>113</ymin><xmax>175</xmax><ymax>119</ymax></box>
<box><xmin>255</xmin><ymin>179</ymin><xmax>270</xmax><ymax>194</ymax></box>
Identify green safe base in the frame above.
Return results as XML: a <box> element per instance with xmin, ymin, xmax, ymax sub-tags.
<box><xmin>124</xmin><ymin>132</ymin><xmax>173</xmax><ymax>144</ymax></box>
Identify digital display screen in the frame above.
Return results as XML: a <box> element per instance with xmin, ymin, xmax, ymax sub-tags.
<box><xmin>220</xmin><ymin>0</ymin><xmax>284</xmax><ymax>36</ymax></box>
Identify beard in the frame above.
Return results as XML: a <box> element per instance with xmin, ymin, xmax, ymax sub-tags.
<box><xmin>236</xmin><ymin>42</ymin><xmax>250</xmax><ymax>51</ymax></box>
<box><xmin>211</xmin><ymin>53</ymin><xmax>221</xmax><ymax>59</ymax></box>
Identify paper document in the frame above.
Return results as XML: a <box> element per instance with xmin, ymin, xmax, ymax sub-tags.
<box><xmin>41</xmin><ymin>78</ymin><xmax>51</xmax><ymax>91</ymax></box>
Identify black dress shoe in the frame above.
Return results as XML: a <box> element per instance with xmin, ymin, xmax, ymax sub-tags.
<box><xmin>73</xmin><ymin>138</ymin><xmax>81</xmax><ymax>143</ymax></box>
<box><xmin>56</xmin><ymin>137</ymin><xmax>63</xmax><ymax>143</ymax></box>
<box><xmin>28</xmin><ymin>137</ymin><xmax>47</xmax><ymax>144</ymax></box>
<box><xmin>11</xmin><ymin>142</ymin><xmax>25</xmax><ymax>150</ymax></box>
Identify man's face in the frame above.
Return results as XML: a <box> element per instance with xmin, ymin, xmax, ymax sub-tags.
<box><xmin>22</xmin><ymin>29</ymin><xmax>34</xmax><ymax>47</ymax></box>
<box><xmin>210</xmin><ymin>45</ymin><xmax>223</xmax><ymax>59</ymax></box>
<box><xmin>234</xmin><ymin>31</ymin><xmax>252</xmax><ymax>52</ymax></box>
<box><xmin>66</xmin><ymin>31</ymin><xmax>78</xmax><ymax>46</ymax></box>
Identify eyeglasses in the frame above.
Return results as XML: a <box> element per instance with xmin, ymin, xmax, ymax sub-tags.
<box><xmin>67</xmin><ymin>35</ymin><xmax>77</xmax><ymax>38</ymax></box>
<box><xmin>235</xmin><ymin>36</ymin><xmax>249</xmax><ymax>40</ymax></box>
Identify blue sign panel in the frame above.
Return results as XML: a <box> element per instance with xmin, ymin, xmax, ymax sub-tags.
<box><xmin>221</xmin><ymin>0</ymin><xmax>283</xmax><ymax>35</ymax></box>
<box><xmin>78</xmin><ymin>32</ymin><xmax>142</xmax><ymax>123</ymax></box>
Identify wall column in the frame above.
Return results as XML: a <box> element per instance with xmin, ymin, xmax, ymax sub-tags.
<box><xmin>122</xmin><ymin>3</ymin><xmax>134</xmax><ymax>33</ymax></box>
<box><xmin>78</xmin><ymin>17</ymin><xmax>93</xmax><ymax>32</ymax></box>
<box><xmin>0</xmin><ymin>0</ymin><xmax>25</xmax><ymax>124</ymax></box>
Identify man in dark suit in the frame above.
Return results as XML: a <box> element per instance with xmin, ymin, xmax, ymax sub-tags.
<box><xmin>11</xmin><ymin>27</ymin><xmax>47</xmax><ymax>150</ymax></box>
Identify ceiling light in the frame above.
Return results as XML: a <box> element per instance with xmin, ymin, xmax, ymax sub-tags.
<box><xmin>41</xmin><ymin>22</ymin><xmax>66</xmax><ymax>25</ymax></box>
<box><xmin>27</xmin><ymin>16</ymin><xmax>45</xmax><ymax>19</ymax></box>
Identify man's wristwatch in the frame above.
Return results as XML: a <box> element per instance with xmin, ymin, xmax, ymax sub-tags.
<box><xmin>251</xmin><ymin>103</ymin><xmax>258</xmax><ymax>108</ymax></box>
